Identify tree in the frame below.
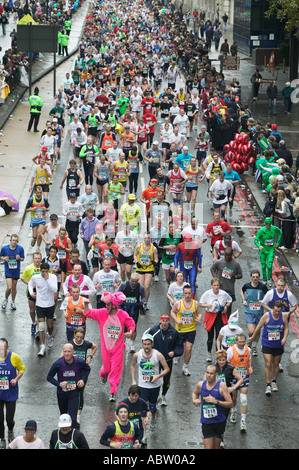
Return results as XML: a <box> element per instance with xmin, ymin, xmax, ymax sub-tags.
<box><xmin>265</xmin><ymin>0</ymin><xmax>299</xmax><ymax>37</ymax></box>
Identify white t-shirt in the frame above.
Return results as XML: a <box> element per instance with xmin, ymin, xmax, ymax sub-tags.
<box><xmin>115</xmin><ymin>230</ymin><xmax>138</xmax><ymax>257</ymax></box>
<box><xmin>209</xmin><ymin>179</ymin><xmax>233</xmax><ymax>204</ymax></box>
<box><xmin>199</xmin><ymin>289</ymin><xmax>232</xmax><ymax>312</ymax></box>
<box><xmin>167</xmin><ymin>281</ymin><xmax>187</xmax><ymax>305</ymax></box>
<box><xmin>181</xmin><ymin>226</ymin><xmax>207</xmax><ymax>246</ymax></box>
<box><xmin>219</xmin><ymin>324</ymin><xmax>243</xmax><ymax>348</ymax></box>
<box><xmin>93</xmin><ymin>269</ymin><xmax>121</xmax><ymax>295</ymax></box>
<box><xmin>8</xmin><ymin>436</ymin><xmax>45</xmax><ymax>449</ymax></box>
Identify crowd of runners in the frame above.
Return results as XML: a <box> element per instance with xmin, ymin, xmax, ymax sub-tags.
<box><xmin>0</xmin><ymin>0</ymin><xmax>298</xmax><ymax>451</ymax></box>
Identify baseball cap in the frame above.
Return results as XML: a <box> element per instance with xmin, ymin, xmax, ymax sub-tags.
<box><xmin>228</xmin><ymin>319</ymin><xmax>238</xmax><ymax>329</ymax></box>
<box><xmin>142</xmin><ymin>333</ymin><xmax>154</xmax><ymax>342</ymax></box>
<box><xmin>69</xmin><ymin>192</ymin><xmax>77</xmax><ymax>198</ymax></box>
<box><xmin>50</xmin><ymin>214</ymin><xmax>58</xmax><ymax>220</ymax></box>
<box><xmin>285</xmin><ymin>82</ymin><xmax>290</xmax><ymax>86</ymax></box>
<box><xmin>128</xmin><ymin>194</ymin><xmax>136</xmax><ymax>200</ymax></box>
<box><xmin>25</xmin><ymin>420</ymin><xmax>37</xmax><ymax>431</ymax></box>
<box><xmin>182</xmin><ymin>145</ymin><xmax>189</xmax><ymax>150</ymax></box>
<box><xmin>52</xmin><ymin>118</ymin><xmax>58</xmax><ymax>122</ymax></box>
<box><xmin>58</xmin><ymin>414</ymin><xmax>72</xmax><ymax>428</ymax></box>
<box><xmin>95</xmin><ymin>224</ymin><xmax>103</xmax><ymax>230</ymax></box>
<box><xmin>183</xmin><ymin>232</ymin><xmax>192</xmax><ymax>241</ymax></box>
<box><xmin>41</xmin><ymin>146</ymin><xmax>48</xmax><ymax>152</ymax></box>
<box><xmin>223</xmin><ymin>233</ymin><xmax>232</xmax><ymax>241</ymax></box>
<box><xmin>153</xmin><ymin>141</ymin><xmax>159</xmax><ymax>145</ymax></box>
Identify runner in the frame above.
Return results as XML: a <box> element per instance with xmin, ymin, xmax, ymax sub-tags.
<box><xmin>115</xmin><ymin>221</ymin><xmax>138</xmax><ymax>282</ymax></box>
<box><xmin>25</xmin><ymin>185</ymin><xmax>50</xmax><ymax>249</ymax></box>
<box><xmin>241</xmin><ymin>269</ymin><xmax>269</xmax><ymax>356</ymax></box>
<box><xmin>83</xmin><ymin>291</ymin><xmax>136</xmax><ymax>402</ymax></box>
<box><xmin>134</xmin><ymin>231</ymin><xmax>159</xmax><ymax>308</ymax></box>
<box><xmin>254</xmin><ymin>218</ymin><xmax>282</xmax><ymax>286</ymax></box>
<box><xmin>0</xmin><ymin>234</ymin><xmax>25</xmax><ymax>311</ymax></box>
<box><xmin>20</xmin><ymin>251</ymin><xmax>42</xmax><ymax>338</ymax></box>
<box><xmin>0</xmin><ymin>338</ymin><xmax>25</xmax><ymax>449</ymax></box>
<box><xmin>28</xmin><ymin>262</ymin><xmax>57</xmax><ymax>356</ymax></box>
<box><xmin>130</xmin><ymin>333</ymin><xmax>169</xmax><ymax>431</ymax></box>
<box><xmin>249</xmin><ymin>300</ymin><xmax>289</xmax><ymax>396</ymax></box>
<box><xmin>170</xmin><ymin>284</ymin><xmax>202</xmax><ymax>376</ymax></box>
<box><xmin>199</xmin><ymin>277</ymin><xmax>233</xmax><ymax>362</ymax></box>
<box><xmin>227</xmin><ymin>333</ymin><xmax>253</xmax><ymax>432</ymax></box>
<box><xmin>148</xmin><ymin>313</ymin><xmax>184</xmax><ymax>405</ymax></box>
<box><xmin>192</xmin><ymin>364</ymin><xmax>233</xmax><ymax>449</ymax></box>
<box><xmin>99</xmin><ymin>402</ymin><xmax>140</xmax><ymax>449</ymax></box>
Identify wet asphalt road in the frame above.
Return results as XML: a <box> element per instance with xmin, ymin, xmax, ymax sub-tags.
<box><xmin>1</xmin><ymin>55</ymin><xmax>299</xmax><ymax>452</ymax></box>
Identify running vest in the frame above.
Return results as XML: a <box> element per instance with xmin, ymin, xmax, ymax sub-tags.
<box><xmin>54</xmin><ymin>429</ymin><xmax>78</xmax><ymax>449</ymax></box>
<box><xmin>229</xmin><ymin>344</ymin><xmax>250</xmax><ymax>379</ymax></box>
<box><xmin>137</xmin><ymin>243</ymin><xmax>154</xmax><ymax>272</ymax></box>
<box><xmin>96</xmin><ymin>161</ymin><xmax>110</xmax><ymax>181</ymax></box>
<box><xmin>68</xmin><ymin>274</ymin><xmax>89</xmax><ymax>297</ymax></box>
<box><xmin>109</xmin><ymin>181</ymin><xmax>122</xmax><ymax>200</ymax></box>
<box><xmin>186</xmin><ymin>164</ymin><xmax>200</xmax><ymax>187</ymax></box>
<box><xmin>114</xmin><ymin>161</ymin><xmax>128</xmax><ymax>182</ymax></box>
<box><xmin>137</xmin><ymin>123</ymin><xmax>148</xmax><ymax>141</ymax></box>
<box><xmin>55</xmin><ymin>236</ymin><xmax>69</xmax><ymax>262</ymax></box>
<box><xmin>31</xmin><ymin>195</ymin><xmax>46</xmax><ymax>221</ymax></box>
<box><xmin>0</xmin><ymin>351</ymin><xmax>18</xmax><ymax>401</ymax></box>
<box><xmin>102</xmin><ymin>132</ymin><xmax>114</xmax><ymax>151</ymax></box>
<box><xmin>66</xmin><ymin>296</ymin><xmax>86</xmax><ymax>328</ymax></box>
<box><xmin>200</xmin><ymin>379</ymin><xmax>226</xmax><ymax>424</ymax></box>
<box><xmin>103</xmin><ymin>208</ymin><xmax>117</xmax><ymax>234</ymax></box>
<box><xmin>175</xmin><ymin>299</ymin><xmax>197</xmax><ymax>333</ymax></box>
<box><xmin>35</xmin><ymin>165</ymin><xmax>49</xmax><ymax>186</ymax></box>
<box><xmin>170</xmin><ymin>169</ymin><xmax>184</xmax><ymax>193</ymax></box>
<box><xmin>261</xmin><ymin>311</ymin><xmax>285</xmax><ymax>348</ymax></box>
<box><xmin>218</xmin><ymin>240</ymin><xmax>232</xmax><ymax>258</ymax></box>
<box><xmin>268</xmin><ymin>289</ymin><xmax>290</xmax><ymax>313</ymax></box>
<box><xmin>90</xmin><ymin>234</ymin><xmax>104</xmax><ymax>259</ymax></box>
<box><xmin>66</xmin><ymin>168</ymin><xmax>80</xmax><ymax>191</ymax></box>
<box><xmin>110</xmin><ymin>421</ymin><xmax>134</xmax><ymax>449</ymax></box>
<box><xmin>210</xmin><ymin>161</ymin><xmax>222</xmax><ymax>181</ymax></box>
<box><xmin>137</xmin><ymin>349</ymin><xmax>161</xmax><ymax>388</ymax></box>
<box><xmin>128</xmin><ymin>152</ymin><xmax>139</xmax><ymax>173</ymax></box>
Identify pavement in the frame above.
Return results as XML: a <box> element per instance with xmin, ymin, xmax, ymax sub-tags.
<box><xmin>0</xmin><ymin>15</ymin><xmax>298</xmax><ymax>281</ymax></box>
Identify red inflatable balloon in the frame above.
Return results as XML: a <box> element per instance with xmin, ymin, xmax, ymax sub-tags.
<box><xmin>232</xmin><ymin>163</ymin><xmax>241</xmax><ymax>173</ymax></box>
<box><xmin>247</xmin><ymin>157</ymin><xmax>255</xmax><ymax>166</ymax></box>
<box><xmin>241</xmin><ymin>162</ymin><xmax>249</xmax><ymax>172</ymax></box>
<box><xmin>223</xmin><ymin>144</ymin><xmax>230</xmax><ymax>153</ymax></box>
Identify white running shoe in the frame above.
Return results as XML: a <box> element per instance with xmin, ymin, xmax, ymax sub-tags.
<box><xmin>240</xmin><ymin>420</ymin><xmax>247</xmax><ymax>433</ymax></box>
<box><xmin>271</xmin><ymin>381</ymin><xmax>278</xmax><ymax>392</ymax></box>
<box><xmin>206</xmin><ymin>352</ymin><xmax>212</xmax><ymax>362</ymax></box>
<box><xmin>230</xmin><ymin>411</ymin><xmax>237</xmax><ymax>423</ymax></box>
<box><xmin>265</xmin><ymin>384</ymin><xmax>272</xmax><ymax>397</ymax></box>
<box><xmin>1</xmin><ymin>299</ymin><xmax>7</xmax><ymax>310</ymax></box>
<box><xmin>10</xmin><ymin>301</ymin><xmax>16</xmax><ymax>311</ymax></box>
<box><xmin>38</xmin><ymin>345</ymin><xmax>46</xmax><ymax>357</ymax></box>
<box><xmin>182</xmin><ymin>366</ymin><xmax>191</xmax><ymax>376</ymax></box>
<box><xmin>160</xmin><ymin>395</ymin><xmax>167</xmax><ymax>406</ymax></box>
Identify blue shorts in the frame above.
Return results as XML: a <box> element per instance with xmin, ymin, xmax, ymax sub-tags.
<box><xmin>245</xmin><ymin>311</ymin><xmax>263</xmax><ymax>325</ymax></box>
<box><xmin>233</xmin><ymin>374</ymin><xmax>249</xmax><ymax>389</ymax></box>
<box><xmin>179</xmin><ymin>330</ymin><xmax>196</xmax><ymax>345</ymax></box>
<box><xmin>139</xmin><ymin>386</ymin><xmax>160</xmax><ymax>411</ymax></box>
